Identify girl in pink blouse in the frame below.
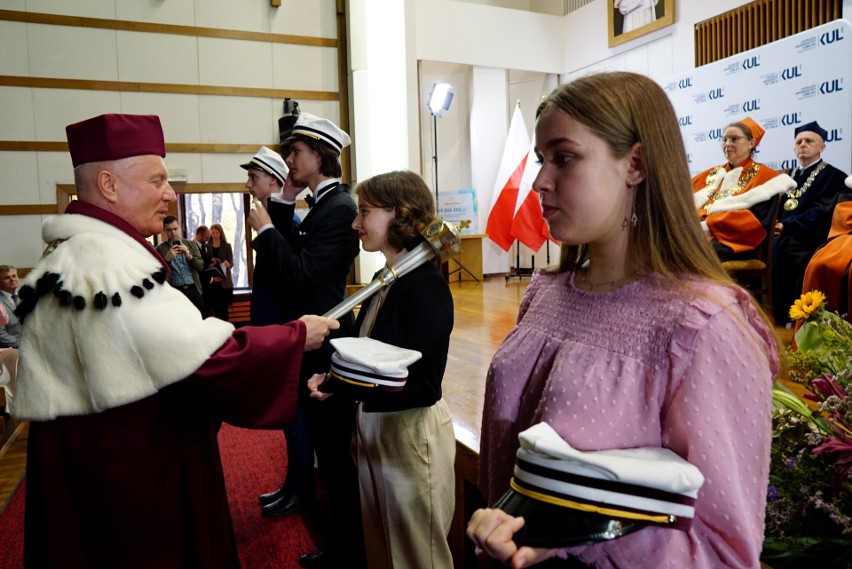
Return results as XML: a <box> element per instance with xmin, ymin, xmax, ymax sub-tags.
<box><xmin>467</xmin><ymin>72</ymin><xmax>779</xmax><ymax>568</ymax></box>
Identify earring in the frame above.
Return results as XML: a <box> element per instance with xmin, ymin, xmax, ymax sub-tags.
<box><xmin>629</xmin><ymin>184</ymin><xmax>638</xmax><ymax>227</ymax></box>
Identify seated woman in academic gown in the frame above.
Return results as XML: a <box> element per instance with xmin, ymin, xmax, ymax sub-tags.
<box><xmin>800</xmin><ymin>179</ymin><xmax>852</xmax><ymax>316</ymax></box>
<box><xmin>692</xmin><ymin>116</ymin><xmax>795</xmax><ymax>261</ymax></box>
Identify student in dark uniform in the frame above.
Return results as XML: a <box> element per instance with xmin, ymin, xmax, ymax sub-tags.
<box><xmin>772</xmin><ymin>121</ymin><xmax>851</xmax><ymax>324</ymax></box>
<box><xmin>245</xmin><ymin>114</ymin><xmax>362</xmax><ymax>569</ymax></box>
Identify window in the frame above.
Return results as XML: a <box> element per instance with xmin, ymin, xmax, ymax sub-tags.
<box><xmin>183</xmin><ymin>193</ymin><xmax>250</xmax><ymax>288</ymax></box>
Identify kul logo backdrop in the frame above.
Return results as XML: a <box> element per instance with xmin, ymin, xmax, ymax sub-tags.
<box><xmin>663</xmin><ymin>20</ymin><xmax>852</xmax><ymax>177</ymax></box>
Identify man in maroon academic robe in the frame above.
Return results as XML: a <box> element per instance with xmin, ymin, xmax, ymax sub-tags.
<box><xmin>12</xmin><ymin>113</ymin><xmax>339</xmax><ymax>568</ymax></box>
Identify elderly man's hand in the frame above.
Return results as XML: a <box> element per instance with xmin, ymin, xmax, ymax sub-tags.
<box><xmin>298</xmin><ymin>315</ymin><xmax>340</xmax><ymax>351</ymax></box>
<box><xmin>247</xmin><ymin>197</ymin><xmax>272</xmax><ymax>231</ymax></box>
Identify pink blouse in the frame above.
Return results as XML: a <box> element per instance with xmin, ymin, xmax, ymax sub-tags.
<box><xmin>480</xmin><ymin>270</ymin><xmax>778</xmax><ymax>568</ymax></box>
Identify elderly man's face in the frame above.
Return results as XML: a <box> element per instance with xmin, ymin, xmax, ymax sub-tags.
<box><xmin>0</xmin><ymin>268</ymin><xmax>18</xmax><ymax>294</ymax></box>
<box><xmin>110</xmin><ymin>155</ymin><xmax>177</xmax><ymax>237</ymax></box>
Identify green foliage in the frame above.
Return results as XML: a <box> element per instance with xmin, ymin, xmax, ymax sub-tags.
<box><xmin>765</xmin><ymin>297</ymin><xmax>852</xmax><ymax>565</ymax></box>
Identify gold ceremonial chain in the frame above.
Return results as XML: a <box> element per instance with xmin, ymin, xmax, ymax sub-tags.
<box><xmin>41</xmin><ymin>238</ymin><xmax>67</xmax><ymax>259</ymax></box>
<box><xmin>785</xmin><ymin>161</ymin><xmax>827</xmax><ymax>212</ymax></box>
<box><xmin>700</xmin><ymin>162</ymin><xmax>761</xmax><ymax>215</ymax></box>
<box><xmin>577</xmin><ymin>269</ymin><xmax>642</xmax><ymax>291</ymax></box>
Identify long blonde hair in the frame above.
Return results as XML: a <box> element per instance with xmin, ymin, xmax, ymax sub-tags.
<box><xmin>541</xmin><ymin>72</ymin><xmax>729</xmax><ymax>284</ymax></box>
<box><xmin>541</xmin><ymin>72</ymin><xmax>779</xmax><ymax>341</ymax></box>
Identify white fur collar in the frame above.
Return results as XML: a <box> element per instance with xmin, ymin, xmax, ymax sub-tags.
<box><xmin>14</xmin><ymin>214</ymin><xmax>234</xmax><ymax>420</ymax></box>
<box><xmin>708</xmin><ymin>173</ymin><xmax>796</xmax><ymax>214</ymax></box>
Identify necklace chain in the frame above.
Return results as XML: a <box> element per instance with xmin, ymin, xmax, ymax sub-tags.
<box><xmin>785</xmin><ymin>161</ymin><xmax>827</xmax><ymax>212</ymax></box>
<box><xmin>577</xmin><ymin>269</ymin><xmax>641</xmax><ymax>291</ymax></box>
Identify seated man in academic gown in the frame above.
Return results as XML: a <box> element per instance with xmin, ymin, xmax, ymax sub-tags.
<box><xmin>12</xmin><ymin>113</ymin><xmax>338</xmax><ymax>569</ymax></box>
<box><xmin>772</xmin><ymin>121</ymin><xmax>851</xmax><ymax>324</ymax></box>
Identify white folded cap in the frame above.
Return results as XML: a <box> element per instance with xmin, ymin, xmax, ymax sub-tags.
<box><xmin>328</xmin><ymin>337</ymin><xmax>421</xmax><ymax>392</ymax></box>
<box><xmin>240</xmin><ymin>146</ymin><xmax>288</xmax><ymax>186</ymax></box>
<box><xmin>288</xmin><ymin>112</ymin><xmax>351</xmax><ymax>154</ymax></box>
<box><xmin>492</xmin><ymin>422</ymin><xmax>705</xmax><ymax>548</ymax></box>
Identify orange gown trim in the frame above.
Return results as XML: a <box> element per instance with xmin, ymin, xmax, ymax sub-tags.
<box><xmin>692</xmin><ymin>158</ymin><xmax>781</xmax><ymax>253</ymax></box>
<box><xmin>801</xmin><ymin>201</ymin><xmax>852</xmax><ymax>313</ymax></box>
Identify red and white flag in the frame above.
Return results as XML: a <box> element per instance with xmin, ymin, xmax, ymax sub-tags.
<box><xmin>510</xmin><ymin>136</ymin><xmax>552</xmax><ymax>251</ymax></box>
<box><xmin>486</xmin><ymin>106</ymin><xmax>530</xmax><ymax>251</ymax></box>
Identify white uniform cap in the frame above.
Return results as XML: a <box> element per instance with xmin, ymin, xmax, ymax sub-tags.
<box><xmin>492</xmin><ymin>422</ymin><xmax>706</xmax><ymax>548</ymax></box>
<box><xmin>327</xmin><ymin>336</ymin><xmax>421</xmax><ymax>392</ymax></box>
<box><xmin>287</xmin><ymin>112</ymin><xmax>351</xmax><ymax>154</ymax></box>
<box><xmin>240</xmin><ymin>146</ymin><xmax>288</xmax><ymax>186</ymax></box>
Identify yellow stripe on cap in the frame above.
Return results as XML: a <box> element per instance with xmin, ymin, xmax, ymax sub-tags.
<box><xmin>329</xmin><ymin>370</ymin><xmax>377</xmax><ymax>388</ymax></box>
<box><xmin>293</xmin><ymin>130</ymin><xmax>320</xmax><ymax>140</ymax></box>
<box><xmin>509</xmin><ymin>478</ymin><xmax>675</xmax><ymax>526</ymax></box>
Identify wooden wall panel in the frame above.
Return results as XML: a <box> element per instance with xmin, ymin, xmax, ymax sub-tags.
<box><xmin>694</xmin><ymin>0</ymin><xmax>841</xmax><ymax>66</ymax></box>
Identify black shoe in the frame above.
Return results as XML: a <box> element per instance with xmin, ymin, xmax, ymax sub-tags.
<box><xmin>262</xmin><ymin>492</ymin><xmax>306</xmax><ymax>516</ymax></box>
<box><xmin>258</xmin><ymin>486</ymin><xmax>286</xmax><ymax>506</ymax></box>
<box><xmin>298</xmin><ymin>550</ymin><xmax>350</xmax><ymax>569</ymax></box>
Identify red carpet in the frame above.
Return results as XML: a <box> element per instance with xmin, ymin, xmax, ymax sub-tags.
<box><xmin>0</xmin><ymin>424</ymin><xmax>318</xmax><ymax>568</ymax></box>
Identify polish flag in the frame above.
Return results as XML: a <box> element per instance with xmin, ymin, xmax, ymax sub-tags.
<box><xmin>486</xmin><ymin>106</ymin><xmax>530</xmax><ymax>251</ymax></box>
<box><xmin>510</xmin><ymin>137</ymin><xmax>552</xmax><ymax>251</ymax></box>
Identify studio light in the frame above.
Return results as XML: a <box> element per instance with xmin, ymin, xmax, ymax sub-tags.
<box><xmin>427</xmin><ymin>83</ymin><xmax>454</xmax><ymax>118</ymax></box>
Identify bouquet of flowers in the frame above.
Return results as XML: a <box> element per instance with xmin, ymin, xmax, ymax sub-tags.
<box><xmin>763</xmin><ymin>291</ymin><xmax>852</xmax><ymax>568</ymax></box>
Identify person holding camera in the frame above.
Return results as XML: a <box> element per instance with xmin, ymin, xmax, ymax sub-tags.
<box><xmin>156</xmin><ymin>215</ymin><xmax>205</xmax><ymax>313</ymax></box>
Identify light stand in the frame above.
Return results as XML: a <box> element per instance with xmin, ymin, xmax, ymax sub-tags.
<box><xmin>427</xmin><ymin>83</ymin><xmax>480</xmax><ymax>283</ymax></box>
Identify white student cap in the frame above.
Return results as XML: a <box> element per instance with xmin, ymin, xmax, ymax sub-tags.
<box><xmin>285</xmin><ymin>112</ymin><xmax>351</xmax><ymax>155</ymax></box>
<box><xmin>240</xmin><ymin>146</ymin><xmax>288</xmax><ymax>186</ymax></box>
<box><xmin>326</xmin><ymin>336</ymin><xmax>421</xmax><ymax>393</ymax></box>
<box><xmin>493</xmin><ymin>422</ymin><xmax>705</xmax><ymax>548</ymax></box>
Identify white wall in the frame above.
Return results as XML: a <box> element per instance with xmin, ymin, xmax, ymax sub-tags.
<box><xmin>348</xmin><ymin>0</ymin><xmax>420</xmax><ymax>282</ymax></box>
<box><xmin>0</xmin><ymin>0</ymin><xmax>340</xmax><ymax>269</ymax></box>
<box><xmin>413</xmin><ymin>0</ymin><xmax>565</xmax><ymax>74</ymax></box>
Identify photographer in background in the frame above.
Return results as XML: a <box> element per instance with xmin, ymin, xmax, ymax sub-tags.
<box><xmin>156</xmin><ymin>215</ymin><xmax>204</xmax><ymax>313</ymax></box>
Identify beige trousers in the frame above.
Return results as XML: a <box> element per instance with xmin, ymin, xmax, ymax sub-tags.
<box><xmin>356</xmin><ymin>399</ymin><xmax>456</xmax><ymax>569</ymax></box>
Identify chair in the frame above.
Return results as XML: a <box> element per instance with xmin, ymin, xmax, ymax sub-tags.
<box><xmin>721</xmin><ymin>194</ymin><xmax>783</xmax><ymax>315</ymax></box>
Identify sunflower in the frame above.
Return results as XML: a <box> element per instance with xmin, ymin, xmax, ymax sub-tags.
<box><xmin>789</xmin><ymin>290</ymin><xmax>827</xmax><ymax>321</ymax></box>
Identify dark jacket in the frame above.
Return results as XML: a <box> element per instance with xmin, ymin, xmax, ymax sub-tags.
<box><xmin>250</xmin><ymin>183</ymin><xmax>359</xmax><ymax>326</ymax></box>
<box><xmin>352</xmin><ymin>261</ymin><xmax>454</xmax><ymax>413</ymax></box>
<box><xmin>250</xmin><ymin>183</ymin><xmax>360</xmax><ymax>378</ymax></box>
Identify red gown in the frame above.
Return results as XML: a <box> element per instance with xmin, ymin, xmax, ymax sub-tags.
<box><xmin>21</xmin><ymin>202</ymin><xmax>307</xmax><ymax>568</ymax></box>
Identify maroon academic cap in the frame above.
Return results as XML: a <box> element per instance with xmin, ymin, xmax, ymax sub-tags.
<box><xmin>65</xmin><ymin>114</ymin><xmax>166</xmax><ymax>167</ymax></box>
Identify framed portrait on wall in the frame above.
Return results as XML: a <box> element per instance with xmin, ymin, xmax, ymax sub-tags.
<box><xmin>608</xmin><ymin>0</ymin><xmax>675</xmax><ymax>47</ymax></box>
